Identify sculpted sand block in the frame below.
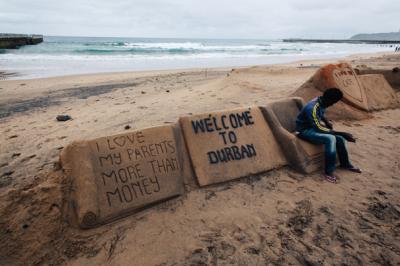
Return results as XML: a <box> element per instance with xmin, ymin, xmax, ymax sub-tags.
<box><xmin>261</xmin><ymin>98</ymin><xmax>324</xmax><ymax>174</ymax></box>
<box><xmin>61</xmin><ymin>124</ymin><xmax>188</xmax><ymax>228</ymax></box>
<box><xmin>180</xmin><ymin>107</ymin><xmax>287</xmax><ymax>186</ymax></box>
<box><xmin>296</xmin><ymin>139</ymin><xmax>324</xmax><ymax>171</ymax></box>
<box><xmin>358</xmin><ymin>74</ymin><xmax>400</xmax><ymax>111</ymax></box>
<box><xmin>313</xmin><ymin>62</ymin><xmax>369</xmax><ymax>111</ymax></box>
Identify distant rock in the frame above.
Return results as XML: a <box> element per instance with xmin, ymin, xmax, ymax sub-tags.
<box><xmin>350</xmin><ymin>31</ymin><xmax>400</xmax><ymax>41</ymax></box>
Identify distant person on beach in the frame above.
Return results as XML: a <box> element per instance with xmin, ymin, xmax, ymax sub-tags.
<box><xmin>295</xmin><ymin>88</ymin><xmax>362</xmax><ymax>183</ymax></box>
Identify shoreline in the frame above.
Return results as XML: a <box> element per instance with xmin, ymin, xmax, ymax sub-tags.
<box><xmin>1</xmin><ymin>51</ymin><xmax>398</xmax><ymax>121</ymax></box>
<box><xmin>1</xmin><ymin>51</ymin><xmax>397</xmax><ymax>81</ymax></box>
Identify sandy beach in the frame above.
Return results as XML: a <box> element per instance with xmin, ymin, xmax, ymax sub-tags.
<box><xmin>0</xmin><ymin>52</ymin><xmax>399</xmax><ymax>265</ymax></box>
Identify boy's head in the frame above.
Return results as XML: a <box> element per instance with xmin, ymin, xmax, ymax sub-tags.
<box><xmin>321</xmin><ymin>88</ymin><xmax>343</xmax><ymax>107</ymax></box>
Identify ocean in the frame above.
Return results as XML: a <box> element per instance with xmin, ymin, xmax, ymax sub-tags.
<box><xmin>0</xmin><ymin>36</ymin><xmax>394</xmax><ymax>79</ymax></box>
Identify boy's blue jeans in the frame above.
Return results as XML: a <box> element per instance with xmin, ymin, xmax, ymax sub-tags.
<box><xmin>298</xmin><ymin>129</ymin><xmax>352</xmax><ymax>175</ymax></box>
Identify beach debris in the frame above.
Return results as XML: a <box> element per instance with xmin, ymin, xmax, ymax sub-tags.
<box><xmin>56</xmin><ymin>115</ymin><xmax>72</xmax><ymax>122</ymax></box>
<box><xmin>166</xmin><ymin>90</ymin><xmax>170</xmax><ymax>93</ymax></box>
<box><xmin>124</xmin><ymin>125</ymin><xmax>131</xmax><ymax>130</ymax></box>
<box><xmin>141</xmin><ymin>91</ymin><xmax>146</xmax><ymax>94</ymax></box>
<box><xmin>9</xmin><ymin>135</ymin><xmax>18</xmax><ymax>139</ymax></box>
<box><xmin>393</xmin><ymin>67</ymin><xmax>399</xmax><ymax>73</ymax></box>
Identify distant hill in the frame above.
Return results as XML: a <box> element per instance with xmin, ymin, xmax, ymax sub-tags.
<box><xmin>350</xmin><ymin>31</ymin><xmax>400</xmax><ymax>41</ymax></box>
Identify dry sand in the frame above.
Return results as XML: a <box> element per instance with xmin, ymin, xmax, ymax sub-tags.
<box><xmin>0</xmin><ymin>52</ymin><xmax>399</xmax><ymax>265</ymax></box>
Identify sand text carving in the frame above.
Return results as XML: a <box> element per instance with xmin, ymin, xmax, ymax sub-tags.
<box><xmin>93</xmin><ymin>131</ymin><xmax>179</xmax><ymax>208</ymax></box>
<box><xmin>190</xmin><ymin>111</ymin><xmax>257</xmax><ymax>164</ymax></box>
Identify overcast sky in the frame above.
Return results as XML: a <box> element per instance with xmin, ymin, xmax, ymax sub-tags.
<box><xmin>1</xmin><ymin>0</ymin><xmax>399</xmax><ymax>39</ymax></box>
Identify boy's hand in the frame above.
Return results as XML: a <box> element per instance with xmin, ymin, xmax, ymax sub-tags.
<box><xmin>336</xmin><ymin>131</ymin><xmax>356</xmax><ymax>142</ymax></box>
<box><xmin>325</xmin><ymin>121</ymin><xmax>333</xmax><ymax>129</ymax></box>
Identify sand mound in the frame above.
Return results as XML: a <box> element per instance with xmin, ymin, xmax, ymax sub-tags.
<box><xmin>0</xmin><ymin>171</ymin><xmax>67</xmax><ymax>265</ymax></box>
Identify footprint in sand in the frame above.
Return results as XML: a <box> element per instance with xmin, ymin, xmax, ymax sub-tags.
<box><xmin>11</xmin><ymin>153</ymin><xmax>21</xmax><ymax>159</ymax></box>
<box><xmin>20</xmin><ymin>154</ymin><xmax>36</xmax><ymax>163</ymax></box>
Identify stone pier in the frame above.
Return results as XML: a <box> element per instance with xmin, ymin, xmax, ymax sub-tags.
<box><xmin>0</xmin><ymin>34</ymin><xmax>43</xmax><ymax>49</ymax></box>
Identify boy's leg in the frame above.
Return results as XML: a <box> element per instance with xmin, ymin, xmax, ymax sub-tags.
<box><xmin>334</xmin><ymin>135</ymin><xmax>351</xmax><ymax>167</ymax></box>
<box><xmin>298</xmin><ymin>129</ymin><xmax>337</xmax><ymax>175</ymax></box>
<box><xmin>334</xmin><ymin>135</ymin><xmax>362</xmax><ymax>173</ymax></box>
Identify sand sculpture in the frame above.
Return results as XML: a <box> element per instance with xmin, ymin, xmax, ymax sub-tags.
<box><xmin>179</xmin><ymin>107</ymin><xmax>287</xmax><ymax>186</ymax></box>
<box><xmin>355</xmin><ymin>67</ymin><xmax>400</xmax><ymax>91</ymax></box>
<box><xmin>60</xmin><ymin>61</ymin><xmax>399</xmax><ymax>228</ymax></box>
<box><xmin>312</xmin><ymin>62</ymin><xmax>369</xmax><ymax>110</ymax></box>
<box><xmin>293</xmin><ymin>62</ymin><xmax>399</xmax><ymax>120</ymax></box>
<box><xmin>60</xmin><ymin>124</ymin><xmax>190</xmax><ymax>228</ymax></box>
<box><xmin>358</xmin><ymin>74</ymin><xmax>400</xmax><ymax>110</ymax></box>
<box><xmin>261</xmin><ymin>98</ymin><xmax>324</xmax><ymax>174</ymax></box>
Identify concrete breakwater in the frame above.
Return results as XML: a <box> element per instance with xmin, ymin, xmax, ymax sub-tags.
<box><xmin>283</xmin><ymin>38</ymin><xmax>400</xmax><ymax>44</ymax></box>
<box><xmin>0</xmin><ymin>34</ymin><xmax>43</xmax><ymax>49</ymax></box>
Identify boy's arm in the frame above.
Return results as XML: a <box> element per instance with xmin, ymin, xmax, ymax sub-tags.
<box><xmin>321</xmin><ymin>116</ymin><xmax>333</xmax><ymax>129</ymax></box>
<box><xmin>305</xmin><ymin>102</ymin><xmax>332</xmax><ymax>133</ymax></box>
<box><xmin>305</xmin><ymin>102</ymin><xmax>356</xmax><ymax>142</ymax></box>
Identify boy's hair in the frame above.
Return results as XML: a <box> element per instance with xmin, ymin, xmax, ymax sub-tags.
<box><xmin>323</xmin><ymin>88</ymin><xmax>343</xmax><ymax>103</ymax></box>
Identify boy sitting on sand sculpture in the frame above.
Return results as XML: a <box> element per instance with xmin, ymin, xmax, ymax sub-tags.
<box><xmin>295</xmin><ymin>88</ymin><xmax>362</xmax><ymax>183</ymax></box>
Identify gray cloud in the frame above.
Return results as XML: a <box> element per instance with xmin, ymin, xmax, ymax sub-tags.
<box><xmin>0</xmin><ymin>0</ymin><xmax>399</xmax><ymax>38</ymax></box>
